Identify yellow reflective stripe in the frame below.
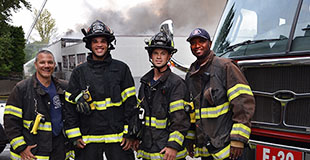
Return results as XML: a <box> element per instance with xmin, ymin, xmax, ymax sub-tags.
<box><xmin>93</xmin><ymin>98</ymin><xmax>122</xmax><ymax>110</ymax></box>
<box><xmin>4</xmin><ymin>105</ymin><xmax>22</xmax><ymax>118</ymax></box>
<box><xmin>66</xmin><ymin>150</ymin><xmax>75</xmax><ymax>160</ymax></box>
<box><xmin>186</xmin><ymin>130</ymin><xmax>195</xmax><ymax>140</ymax></box>
<box><xmin>231</xmin><ymin>123</ymin><xmax>251</xmax><ymax>139</ymax></box>
<box><xmin>65</xmin><ymin>128</ymin><xmax>82</xmax><ymax>139</ymax></box>
<box><xmin>194</xmin><ymin>146</ymin><xmax>211</xmax><ymax>157</ymax></box>
<box><xmin>168</xmin><ymin>131</ymin><xmax>184</xmax><ymax>146</ymax></box>
<box><xmin>23</xmin><ymin>120</ymin><xmax>52</xmax><ymax>131</ymax></box>
<box><xmin>195</xmin><ymin>102</ymin><xmax>229</xmax><ymax>119</ymax></box>
<box><xmin>145</xmin><ymin>116</ymin><xmax>167</xmax><ymax>129</ymax></box>
<box><xmin>212</xmin><ymin>144</ymin><xmax>230</xmax><ymax>160</ymax></box>
<box><xmin>10</xmin><ymin>151</ymin><xmax>49</xmax><ymax>160</ymax></box>
<box><xmin>227</xmin><ymin>84</ymin><xmax>253</xmax><ymax>102</ymax></box>
<box><xmin>10</xmin><ymin>136</ymin><xmax>26</xmax><ymax>150</ymax></box>
<box><xmin>121</xmin><ymin>86</ymin><xmax>136</xmax><ymax>102</ymax></box>
<box><xmin>65</xmin><ymin>91</ymin><xmax>76</xmax><ymax>104</ymax></box>
<box><xmin>83</xmin><ymin>132</ymin><xmax>123</xmax><ymax>144</ymax></box>
<box><xmin>169</xmin><ymin>99</ymin><xmax>184</xmax><ymax>113</ymax></box>
<box><xmin>137</xmin><ymin>148</ymin><xmax>187</xmax><ymax>160</ymax></box>
<box><xmin>123</xmin><ymin>125</ymin><xmax>128</xmax><ymax>134</ymax></box>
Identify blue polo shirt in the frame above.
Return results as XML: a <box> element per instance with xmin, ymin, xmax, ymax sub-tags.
<box><xmin>39</xmin><ymin>81</ymin><xmax>63</xmax><ymax>136</ymax></box>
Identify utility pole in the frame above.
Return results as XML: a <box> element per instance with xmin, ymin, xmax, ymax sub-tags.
<box><xmin>25</xmin><ymin>0</ymin><xmax>48</xmax><ymax>43</ymax></box>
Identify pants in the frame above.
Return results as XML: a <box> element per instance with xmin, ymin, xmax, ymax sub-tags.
<box><xmin>75</xmin><ymin>142</ymin><xmax>135</xmax><ymax>160</ymax></box>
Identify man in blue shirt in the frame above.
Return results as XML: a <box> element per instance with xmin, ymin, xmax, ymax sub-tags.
<box><xmin>4</xmin><ymin>50</ymin><xmax>71</xmax><ymax>160</ymax></box>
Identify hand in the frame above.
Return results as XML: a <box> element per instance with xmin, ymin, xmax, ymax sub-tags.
<box><xmin>20</xmin><ymin>144</ymin><xmax>37</xmax><ymax>160</ymax></box>
<box><xmin>186</xmin><ymin>142</ymin><xmax>194</xmax><ymax>158</ymax></box>
<box><xmin>230</xmin><ymin>146</ymin><xmax>243</xmax><ymax>159</ymax></box>
<box><xmin>120</xmin><ymin>138</ymin><xmax>134</xmax><ymax>150</ymax></box>
<box><xmin>131</xmin><ymin>139</ymin><xmax>140</xmax><ymax>151</ymax></box>
<box><xmin>74</xmin><ymin>138</ymin><xmax>86</xmax><ymax>149</ymax></box>
<box><xmin>76</xmin><ymin>98</ymin><xmax>91</xmax><ymax>115</ymax></box>
<box><xmin>160</xmin><ymin>147</ymin><xmax>177</xmax><ymax>160</ymax></box>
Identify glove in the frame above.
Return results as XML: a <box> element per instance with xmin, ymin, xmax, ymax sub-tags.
<box><xmin>76</xmin><ymin>96</ymin><xmax>91</xmax><ymax>115</ymax></box>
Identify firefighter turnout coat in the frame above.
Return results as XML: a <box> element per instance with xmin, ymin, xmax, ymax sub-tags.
<box><xmin>4</xmin><ymin>75</ymin><xmax>68</xmax><ymax>159</ymax></box>
<box><xmin>64</xmin><ymin>53</ymin><xmax>137</xmax><ymax>144</ymax></box>
<box><xmin>136</xmin><ymin>68</ymin><xmax>191</xmax><ymax>160</ymax></box>
<box><xmin>185</xmin><ymin>52</ymin><xmax>255</xmax><ymax>159</ymax></box>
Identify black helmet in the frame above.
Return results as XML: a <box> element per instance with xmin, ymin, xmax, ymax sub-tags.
<box><xmin>145</xmin><ymin>32</ymin><xmax>177</xmax><ymax>55</ymax></box>
<box><xmin>82</xmin><ymin>20</ymin><xmax>115</xmax><ymax>50</ymax></box>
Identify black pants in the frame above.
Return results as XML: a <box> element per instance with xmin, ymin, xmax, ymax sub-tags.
<box><xmin>75</xmin><ymin>142</ymin><xmax>135</xmax><ymax>160</ymax></box>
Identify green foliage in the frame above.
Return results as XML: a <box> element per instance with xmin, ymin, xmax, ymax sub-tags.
<box><xmin>34</xmin><ymin>9</ymin><xmax>57</xmax><ymax>43</ymax></box>
<box><xmin>0</xmin><ymin>0</ymin><xmax>31</xmax><ymax>22</ymax></box>
<box><xmin>0</xmin><ymin>25</ymin><xmax>26</xmax><ymax>77</ymax></box>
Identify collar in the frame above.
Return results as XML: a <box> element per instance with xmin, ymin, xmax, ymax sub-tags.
<box><xmin>188</xmin><ymin>51</ymin><xmax>215</xmax><ymax>77</ymax></box>
<box><xmin>141</xmin><ymin>67</ymin><xmax>171</xmax><ymax>87</ymax></box>
<box><xmin>87</xmin><ymin>52</ymin><xmax>112</xmax><ymax>68</ymax></box>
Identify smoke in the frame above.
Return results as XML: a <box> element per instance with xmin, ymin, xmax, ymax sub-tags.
<box><xmin>66</xmin><ymin>0</ymin><xmax>226</xmax><ymax>37</ymax></box>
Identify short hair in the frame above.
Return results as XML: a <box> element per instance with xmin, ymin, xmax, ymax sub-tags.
<box><xmin>35</xmin><ymin>50</ymin><xmax>55</xmax><ymax>62</ymax></box>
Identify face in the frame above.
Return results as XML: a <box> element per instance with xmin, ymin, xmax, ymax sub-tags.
<box><xmin>151</xmin><ymin>48</ymin><xmax>171</xmax><ymax>68</ymax></box>
<box><xmin>91</xmin><ymin>36</ymin><xmax>108</xmax><ymax>59</ymax></box>
<box><xmin>34</xmin><ymin>53</ymin><xmax>56</xmax><ymax>80</ymax></box>
<box><xmin>190</xmin><ymin>37</ymin><xmax>212</xmax><ymax>60</ymax></box>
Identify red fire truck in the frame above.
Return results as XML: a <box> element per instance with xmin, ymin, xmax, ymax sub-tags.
<box><xmin>211</xmin><ymin>0</ymin><xmax>310</xmax><ymax>159</ymax></box>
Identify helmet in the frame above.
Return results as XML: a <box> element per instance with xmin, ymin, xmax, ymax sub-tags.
<box><xmin>145</xmin><ymin>32</ymin><xmax>177</xmax><ymax>55</ymax></box>
<box><xmin>82</xmin><ymin>20</ymin><xmax>115</xmax><ymax>50</ymax></box>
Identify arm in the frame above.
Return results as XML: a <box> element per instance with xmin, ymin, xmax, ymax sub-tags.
<box><xmin>64</xmin><ymin>69</ymin><xmax>83</xmax><ymax>144</ymax></box>
<box><xmin>166</xmin><ymin>79</ymin><xmax>191</xmax><ymax>154</ymax></box>
<box><xmin>226</xmin><ymin>62</ymin><xmax>255</xmax><ymax>157</ymax></box>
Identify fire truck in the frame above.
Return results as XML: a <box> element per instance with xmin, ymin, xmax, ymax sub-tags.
<box><xmin>210</xmin><ymin>0</ymin><xmax>310</xmax><ymax>159</ymax></box>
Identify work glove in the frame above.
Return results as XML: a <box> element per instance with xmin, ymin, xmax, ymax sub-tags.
<box><xmin>69</xmin><ymin>91</ymin><xmax>91</xmax><ymax>115</ymax></box>
<box><xmin>76</xmin><ymin>96</ymin><xmax>91</xmax><ymax>115</ymax></box>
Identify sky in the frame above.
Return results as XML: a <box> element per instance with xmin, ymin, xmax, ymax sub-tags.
<box><xmin>10</xmin><ymin>0</ymin><xmax>226</xmax><ymax>43</ymax></box>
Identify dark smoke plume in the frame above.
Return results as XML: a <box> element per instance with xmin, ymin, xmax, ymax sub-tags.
<box><xmin>69</xmin><ymin>0</ymin><xmax>226</xmax><ymax>37</ymax></box>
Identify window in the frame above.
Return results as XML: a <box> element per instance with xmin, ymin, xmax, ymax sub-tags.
<box><xmin>62</xmin><ymin>56</ymin><xmax>68</xmax><ymax>69</ymax></box>
<box><xmin>69</xmin><ymin>55</ymin><xmax>76</xmax><ymax>70</ymax></box>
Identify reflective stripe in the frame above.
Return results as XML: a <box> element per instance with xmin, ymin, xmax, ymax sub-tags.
<box><xmin>83</xmin><ymin>132</ymin><xmax>124</xmax><ymax>144</ymax></box>
<box><xmin>169</xmin><ymin>100</ymin><xmax>184</xmax><ymax>113</ymax></box>
<box><xmin>66</xmin><ymin>128</ymin><xmax>82</xmax><ymax>139</ymax></box>
<box><xmin>185</xmin><ymin>130</ymin><xmax>195</xmax><ymax>140</ymax></box>
<box><xmin>66</xmin><ymin>150</ymin><xmax>75</xmax><ymax>160</ymax></box>
<box><xmin>4</xmin><ymin>105</ymin><xmax>22</xmax><ymax>118</ymax></box>
<box><xmin>168</xmin><ymin>131</ymin><xmax>184</xmax><ymax>146</ymax></box>
<box><xmin>145</xmin><ymin>116</ymin><xmax>167</xmax><ymax>129</ymax></box>
<box><xmin>123</xmin><ymin>125</ymin><xmax>128</xmax><ymax>134</ymax></box>
<box><xmin>137</xmin><ymin>148</ymin><xmax>187</xmax><ymax>160</ymax></box>
<box><xmin>10</xmin><ymin>151</ymin><xmax>49</xmax><ymax>160</ymax></box>
<box><xmin>194</xmin><ymin>147</ymin><xmax>211</xmax><ymax>157</ymax></box>
<box><xmin>212</xmin><ymin>144</ymin><xmax>230</xmax><ymax>160</ymax></box>
<box><xmin>227</xmin><ymin>84</ymin><xmax>253</xmax><ymax>102</ymax></box>
<box><xmin>195</xmin><ymin>102</ymin><xmax>229</xmax><ymax>119</ymax></box>
<box><xmin>231</xmin><ymin>123</ymin><xmax>251</xmax><ymax>139</ymax></box>
<box><xmin>93</xmin><ymin>98</ymin><xmax>122</xmax><ymax>110</ymax></box>
<box><xmin>121</xmin><ymin>86</ymin><xmax>136</xmax><ymax>102</ymax></box>
<box><xmin>10</xmin><ymin>136</ymin><xmax>26</xmax><ymax>150</ymax></box>
<box><xmin>23</xmin><ymin>120</ymin><xmax>52</xmax><ymax>131</ymax></box>
<box><xmin>65</xmin><ymin>91</ymin><xmax>76</xmax><ymax>104</ymax></box>
<box><xmin>194</xmin><ymin>145</ymin><xmax>230</xmax><ymax>160</ymax></box>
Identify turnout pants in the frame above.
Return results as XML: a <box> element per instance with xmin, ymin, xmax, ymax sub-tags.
<box><xmin>75</xmin><ymin>142</ymin><xmax>135</xmax><ymax>160</ymax></box>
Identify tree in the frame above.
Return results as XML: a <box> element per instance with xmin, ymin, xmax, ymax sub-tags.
<box><xmin>0</xmin><ymin>0</ymin><xmax>29</xmax><ymax>77</ymax></box>
<box><xmin>34</xmin><ymin>9</ymin><xmax>57</xmax><ymax>43</ymax></box>
<box><xmin>0</xmin><ymin>0</ymin><xmax>31</xmax><ymax>23</ymax></box>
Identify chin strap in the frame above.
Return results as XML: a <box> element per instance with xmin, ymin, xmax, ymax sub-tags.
<box><xmin>149</xmin><ymin>57</ymin><xmax>171</xmax><ymax>73</ymax></box>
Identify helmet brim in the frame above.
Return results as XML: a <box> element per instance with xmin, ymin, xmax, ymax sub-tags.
<box><xmin>83</xmin><ymin>32</ymin><xmax>115</xmax><ymax>43</ymax></box>
<box><xmin>145</xmin><ymin>45</ymin><xmax>177</xmax><ymax>54</ymax></box>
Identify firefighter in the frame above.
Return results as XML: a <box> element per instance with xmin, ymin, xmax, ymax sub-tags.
<box><xmin>4</xmin><ymin>50</ymin><xmax>71</xmax><ymax>160</ymax></box>
<box><xmin>64</xmin><ymin>20</ymin><xmax>137</xmax><ymax>160</ymax></box>
<box><xmin>135</xmin><ymin>31</ymin><xmax>191</xmax><ymax>160</ymax></box>
<box><xmin>185</xmin><ymin>28</ymin><xmax>255</xmax><ymax>160</ymax></box>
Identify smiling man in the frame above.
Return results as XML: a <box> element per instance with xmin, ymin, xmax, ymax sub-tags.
<box><xmin>64</xmin><ymin>20</ymin><xmax>137</xmax><ymax>160</ymax></box>
<box><xmin>185</xmin><ymin>28</ymin><xmax>255</xmax><ymax>160</ymax></box>
<box><xmin>4</xmin><ymin>50</ymin><xmax>69</xmax><ymax>160</ymax></box>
